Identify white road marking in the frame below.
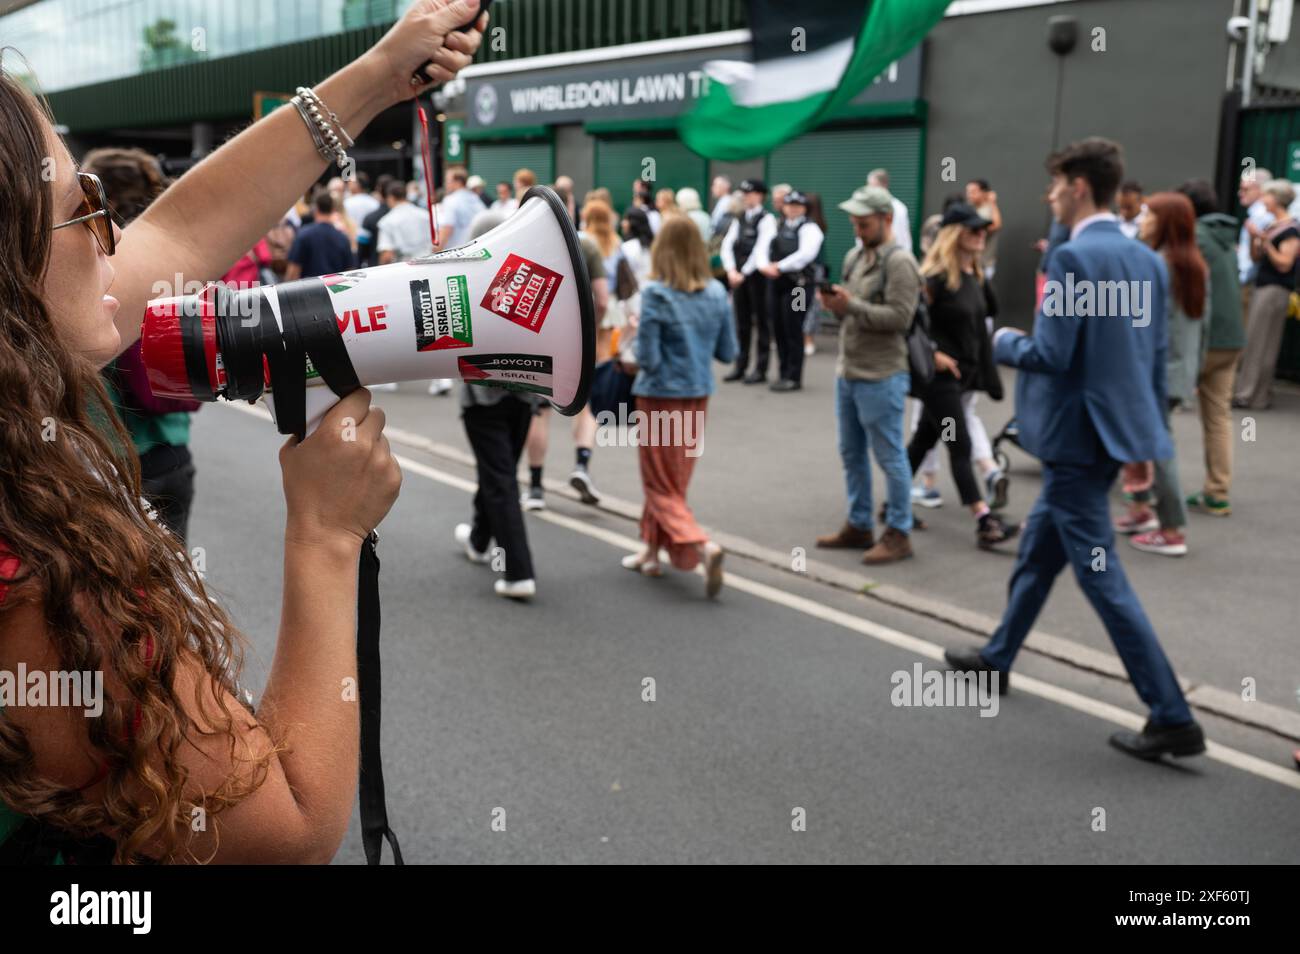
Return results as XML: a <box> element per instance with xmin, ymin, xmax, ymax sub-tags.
<box><xmin>223</xmin><ymin>400</ymin><xmax>1300</xmax><ymax>792</ymax></box>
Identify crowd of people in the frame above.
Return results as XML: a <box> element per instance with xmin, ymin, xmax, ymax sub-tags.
<box><xmin>98</xmin><ymin>137</ymin><xmax>1295</xmax><ymax>602</ymax></box>
<box><xmin>138</xmin><ymin>130</ymin><xmax>1243</xmax><ymax>761</ymax></box>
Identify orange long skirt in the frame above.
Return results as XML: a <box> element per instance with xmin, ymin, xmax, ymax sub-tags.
<box><xmin>636</xmin><ymin>396</ymin><xmax>709</xmax><ymax>571</ymax></box>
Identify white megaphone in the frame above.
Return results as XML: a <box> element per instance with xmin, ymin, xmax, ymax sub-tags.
<box><xmin>139</xmin><ymin>186</ymin><xmax>595</xmax><ymax>437</ymax></box>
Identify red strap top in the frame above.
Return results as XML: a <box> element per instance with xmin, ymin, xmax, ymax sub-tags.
<box><xmin>0</xmin><ymin>538</ymin><xmax>20</xmax><ymax>606</ymax></box>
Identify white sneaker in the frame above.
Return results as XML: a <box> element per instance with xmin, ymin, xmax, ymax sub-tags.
<box><xmin>370</xmin><ymin>382</ymin><xmax>399</xmax><ymax>392</ymax></box>
<box><xmin>521</xmin><ymin>487</ymin><xmax>546</xmax><ymax>511</ymax></box>
<box><xmin>911</xmin><ymin>485</ymin><xmax>944</xmax><ymax>508</ymax></box>
<box><xmin>454</xmin><ymin>523</ymin><xmax>490</xmax><ymax>564</ymax></box>
<box><xmin>621</xmin><ymin>552</ymin><xmax>663</xmax><ymax>577</ymax></box>
<box><xmin>569</xmin><ymin>466</ymin><xmax>601</xmax><ymax>505</ymax></box>
<box><xmin>494</xmin><ymin>578</ymin><xmax>536</xmax><ymax>600</ymax></box>
<box><xmin>427</xmin><ymin>378</ymin><xmax>453</xmax><ymax>396</ymax></box>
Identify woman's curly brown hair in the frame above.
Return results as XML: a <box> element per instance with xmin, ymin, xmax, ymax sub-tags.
<box><xmin>0</xmin><ymin>54</ymin><xmax>277</xmax><ymax>863</ymax></box>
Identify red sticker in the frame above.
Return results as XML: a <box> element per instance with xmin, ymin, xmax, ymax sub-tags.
<box><xmin>457</xmin><ymin>356</ymin><xmax>491</xmax><ymax>381</ymax></box>
<box><xmin>479</xmin><ymin>253</ymin><xmax>563</xmax><ymax>334</ymax></box>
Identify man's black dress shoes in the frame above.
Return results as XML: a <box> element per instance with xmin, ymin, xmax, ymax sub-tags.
<box><xmin>1109</xmin><ymin>720</ymin><xmax>1206</xmax><ymax>760</ymax></box>
<box><xmin>942</xmin><ymin>647</ymin><xmax>1010</xmax><ymax>695</ymax></box>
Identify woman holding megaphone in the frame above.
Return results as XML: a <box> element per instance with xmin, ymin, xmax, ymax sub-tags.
<box><xmin>0</xmin><ymin>0</ymin><xmax>486</xmax><ymax>864</ymax></box>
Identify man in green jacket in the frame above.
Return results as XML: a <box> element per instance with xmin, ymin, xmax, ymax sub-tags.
<box><xmin>1177</xmin><ymin>179</ymin><xmax>1246</xmax><ymax>516</ymax></box>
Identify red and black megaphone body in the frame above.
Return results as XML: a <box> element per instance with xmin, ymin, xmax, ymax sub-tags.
<box><xmin>140</xmin><ymin>186</ymin><xmax>595</xmax><ymax>437</ymax></box>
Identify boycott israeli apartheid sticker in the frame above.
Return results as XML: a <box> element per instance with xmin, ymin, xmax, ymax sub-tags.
<box><xmin>410</xmin><ymin>275</ymin><xmax>473</xmax><ymax>351</ymax></box>
<box><xmin>479</xmin><ymin>253</ymin><xmax>562</xmax><ymax>334</ymax></box>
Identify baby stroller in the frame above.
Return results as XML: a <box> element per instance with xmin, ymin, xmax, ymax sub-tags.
<box><xmin>991</xmin><ymin>416</ymin><xmax>1026</xmax><ymax>475</ymax></box>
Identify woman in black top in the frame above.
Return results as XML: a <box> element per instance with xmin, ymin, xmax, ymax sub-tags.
<box><xmin>910</xmin><ymin>203</ymin><xmax>1017</xmax><ymax>548</ymax></box>
<box><xmin>1235</xmin><ymin>178</ymin><xmax>1300</xmax><ymax>409</ymax></box>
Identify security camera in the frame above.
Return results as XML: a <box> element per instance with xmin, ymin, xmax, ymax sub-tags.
<box><xmin>1227</xmin><ymin>15</ymin><xmax>1251</xmax><ymax>42</ymax></box>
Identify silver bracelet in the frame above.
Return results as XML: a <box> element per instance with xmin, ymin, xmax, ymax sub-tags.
<box><xmin>290</xmin><ymin>86</ymin><xmax>353</xmax><ymax>169</ymax></box>
<box><xmin>297</xmin><ymin>86</ymin><xmax>354</xmax><ymax>149</ymax></box>
<box><xmin>290</xmin><ymin>96</ymin><xmax>331</xmax><ymax>159</ymax></box>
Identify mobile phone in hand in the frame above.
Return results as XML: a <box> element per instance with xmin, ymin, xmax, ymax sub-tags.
<box><xmin>411</xmin><ymin>0</ymin><xmax>494</xmax><ymax>86</ymax></box>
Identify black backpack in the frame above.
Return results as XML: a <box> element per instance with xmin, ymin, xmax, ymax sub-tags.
<box><xmin>871</xmin><ymin>245</ymin><xmax>934</xmax><ymax>397</ymax></box>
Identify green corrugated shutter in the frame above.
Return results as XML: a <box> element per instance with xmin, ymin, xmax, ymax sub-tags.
<box><xmin>766</xmin><ymin>125</ymin><xmax>922</xmax><ymax>281</ymax></box>
<box><xmin>468</xmin><ymin>141</ymin><xmax>554</xmax><ymax>191</ymax></box>
<box><xmin>594</xmin><ymin>136</ymin><xmax>707</xmax><ymax>214</ymax></box>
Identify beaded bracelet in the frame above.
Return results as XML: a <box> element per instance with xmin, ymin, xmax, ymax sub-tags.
<box><xmin>290</xmin><ymin>86</ymin><xmax>355</xmax><ymax>170</ymax></box>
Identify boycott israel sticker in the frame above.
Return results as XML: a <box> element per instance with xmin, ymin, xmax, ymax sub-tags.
<box><xmin>479</xmin><ymin>253</ymin><xmax>562</xmax><ymax>334</ymax></box>
<box><xmin>410</xmin><ymin>276</ymin><xmax>473</xmax><ymax>351</ymax></box>
<box><xmin>456</xmin><ymin>353</ymin><xmax>554</xmax><ymax>396</ymax></box>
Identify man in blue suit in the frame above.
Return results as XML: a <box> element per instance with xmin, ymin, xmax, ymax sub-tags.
<box><xmin>944</xmin><ymin>138</ymin><xmax>1205</xmax><ymax>760</ymax></box>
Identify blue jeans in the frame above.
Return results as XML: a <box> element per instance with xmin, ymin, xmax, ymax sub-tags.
<box><xmin>835</xmin><ymin>373</ymin><xmax>913</xmax><ymax>534</ymax></box>
<box><xmin>981</xmin><ymin>457</ymin><xmax>1193</xmax><ymax>727</ymax></box>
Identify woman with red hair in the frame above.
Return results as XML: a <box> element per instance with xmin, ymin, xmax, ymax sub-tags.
<box><xmin>1116</xmin><ymin>191</ymin><xmax>1209</xmax><ymax>557</ymax></box>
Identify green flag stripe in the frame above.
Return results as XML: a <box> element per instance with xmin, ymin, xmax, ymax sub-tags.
<box><xmin>679</xmin><ymin>0</ymin><xmax>951</xmax><ymax>160</ymax></box>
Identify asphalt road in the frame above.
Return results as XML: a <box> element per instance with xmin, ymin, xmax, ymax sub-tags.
<box><xmin>369</xmin><ymin>343</ymin><xmax>1300</xmax><ymax>719</ymax></box>
<box><xmin>187</xmin><ymin>398</ymin><xmax>1300</xmax><ymax>864</ymax></box>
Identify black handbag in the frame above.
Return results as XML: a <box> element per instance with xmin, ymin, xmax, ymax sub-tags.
<box><xmin>589</xmin><ymin>358</ymin><xmax>636</xmax><ymax>419</ymax></box>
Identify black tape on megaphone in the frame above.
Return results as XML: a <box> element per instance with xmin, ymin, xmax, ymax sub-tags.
<box><xmin>207</xmin><ymin>280</ymin><xmax>361</xmax><ymax>440</ymax></box>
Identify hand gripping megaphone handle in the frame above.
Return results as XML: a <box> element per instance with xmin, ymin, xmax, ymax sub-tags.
<box><xmin>410</xmin><ymin>0</ymin><xmax>495</xmax><ymax>86</ymax></box>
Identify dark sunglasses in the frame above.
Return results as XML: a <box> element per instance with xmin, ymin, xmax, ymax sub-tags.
<box><xmin>52</xmin><ymin>172</ymin><xmax>116</xmax><ymax>256</ymax></box>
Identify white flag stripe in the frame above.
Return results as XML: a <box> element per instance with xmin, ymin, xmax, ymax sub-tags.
<box><xmin>703</xmin><ymin>37</ymin><xmax>854</xmax><ymax>108</ymax></box>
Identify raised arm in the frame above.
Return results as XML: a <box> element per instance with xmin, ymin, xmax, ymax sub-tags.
<box><xmin>107</xmin><ymin>0</ymin><xmax>487</xmax><ymax>356</ymax></box>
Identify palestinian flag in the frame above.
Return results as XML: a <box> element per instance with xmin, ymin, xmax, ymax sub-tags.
<box><xmin>680</xmin><ymin>0</ymin><xmax>951</xmax><ymax>160</ymax></box>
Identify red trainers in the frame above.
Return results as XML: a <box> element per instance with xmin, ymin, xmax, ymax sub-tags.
<box><xmin>1130</xmin><ymin>528</ymin><xmax>1188</xmax><ymax>556</ymax></box>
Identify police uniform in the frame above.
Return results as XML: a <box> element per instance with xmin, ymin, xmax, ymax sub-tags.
<box><xmin>720</xmin><ymin>178</ymin><xmax>777</xmax><ymax>381</ymax></box>
<box><xmin>766</xmin><ymin>189</ymin><xmax>825</xmax><ymax>390</ymax></box>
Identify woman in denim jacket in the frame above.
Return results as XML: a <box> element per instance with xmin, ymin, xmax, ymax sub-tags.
<box><xmin>625</xmin><ymin>216</ymin><xmax>738</xmax><ymax>596</ymax></box>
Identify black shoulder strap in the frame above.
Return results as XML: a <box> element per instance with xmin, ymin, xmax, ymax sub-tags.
<box><xmin>357</xmin><ymin>531</ymin><xmax>402</xmax><ymax>865</ymax></box>
<box><xmin>878</xmin><ymin>245</ymin><xmax>901</xmax><ymax>297</ymax></box>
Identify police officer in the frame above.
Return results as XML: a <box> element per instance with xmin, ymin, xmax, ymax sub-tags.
<box><xmin>721</xmin><ymin>179</ymin><xmax>778</xmax><ymax>383</ymax></box>
<box><xmin>759</xmin><ymin>188</ymin><xmax>825</xmax><ymax>391</ymax></box>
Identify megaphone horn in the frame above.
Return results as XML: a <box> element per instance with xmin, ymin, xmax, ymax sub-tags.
<box><xmin>140</xmin><ymin>185</ymin><xmax>597</xmax><ymax>438</ymax></box>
